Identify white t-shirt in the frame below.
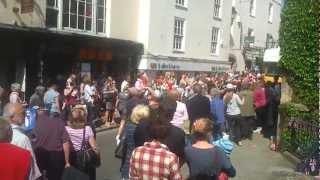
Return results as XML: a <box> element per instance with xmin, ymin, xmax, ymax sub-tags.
<box><xmin>226</xmin><ymin>93</ymin><xmax>244</xmax><ymax>116</ymax></box>
<box><xmin>84</xmin><ymin>84</ymin><xmax>94</xmax><ymax>103</ymax></box>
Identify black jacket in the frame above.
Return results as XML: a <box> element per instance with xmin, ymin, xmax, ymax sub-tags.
<box><xmin>186</xmin><ymin>94</ymin><xmax>211</xmax><ymax>123</ymax></box>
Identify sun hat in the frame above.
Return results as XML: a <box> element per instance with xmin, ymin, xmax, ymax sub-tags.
<box><xmin>226</xmin><ymin>83</ymin><xmax>235</xmax><ymax>89</ymax></box>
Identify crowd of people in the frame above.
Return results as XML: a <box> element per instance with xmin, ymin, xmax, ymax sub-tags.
<box><xmin>0</xmin><ymin>70</ymin><xmax>281</xmax><ymax>180</ymax></box>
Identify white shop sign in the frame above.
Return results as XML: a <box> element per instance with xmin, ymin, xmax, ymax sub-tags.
<box><xmin>138</xmin><ymin>58</ymin><xmax>230</xmax><ymax>72</ymax></box>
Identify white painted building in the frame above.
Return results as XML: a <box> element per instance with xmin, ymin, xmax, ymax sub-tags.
<box><xmin>230</xmin><ymin>0</ymin><xmax>282</xmax><ymax>70</ymax></box>
<box><xmin>109</xmin><ymin>0</ymin><xmax>282</xmax><ymax>73</ymax></box>
<box><xmin>110</xmin><ymin>0</ymin><xmax>233</xmax><ymax>73</ymax></box>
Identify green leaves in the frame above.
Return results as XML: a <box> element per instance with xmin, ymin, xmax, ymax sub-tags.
<box><xmin>279</xmin><ymin>0</ymin><xmax>319</xmax><ymax>120</ymax></box>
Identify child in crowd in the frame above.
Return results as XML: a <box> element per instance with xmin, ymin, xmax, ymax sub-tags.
<box><xmin>212</xmin><ymin>134</ymin><xmax>234</xmax><ymax>158</ymax></box>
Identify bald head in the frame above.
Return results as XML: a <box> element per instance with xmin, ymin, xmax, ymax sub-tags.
<box><xmin>3</xmin><ymin>103</ymin><xmax>25</xmax><ymax>126</ymax></box>
<box><xmin>0</xmin><ymin>118</ymin><xmax>12</xmax><ymax>142</ymax></box>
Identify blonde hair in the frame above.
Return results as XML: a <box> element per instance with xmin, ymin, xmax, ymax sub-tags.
<box><xmin>68</xmin><ymin>107</ymin><xmax>87</xmax><ymax>129</ymax></box>
<box><xmin>192</xmin><ymin>118</ymin><xmax>213</xmax><ymax>140</ymax></box>
<box><xmin>130</xmin><ymin>105</ymin><xmax>150</xmax><ymax>124</ymax></box>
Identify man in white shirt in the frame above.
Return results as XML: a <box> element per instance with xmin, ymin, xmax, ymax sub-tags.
<box><xmin>168</xmin><ymin>90</ymin><xmax>189</xmax><ymax>130</ymax></box>
<box><xmin>3</xmin><ymin>103</ymin><xmax>41</xmax><ymax>180</ymax></box>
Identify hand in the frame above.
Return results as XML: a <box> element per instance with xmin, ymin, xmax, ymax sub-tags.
<box><xmin>116</xmin><ymin>135</ymin><xmax>120</xmax><ymax>146</ymax></box>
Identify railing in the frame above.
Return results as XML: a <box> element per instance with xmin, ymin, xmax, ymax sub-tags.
<box><xmin>281</xmin><ymin>118</ymin><xmax>319</xmax><ymax>159</ymax></box>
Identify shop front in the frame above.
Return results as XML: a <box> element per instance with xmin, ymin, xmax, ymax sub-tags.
<box><xmin>0</xmin><ymin>24</ymin><xmax>143</xmax><ymax>99</ymax></box>
<box><xmin>138</xmin><ymin>55</ymin><xmax>231</xmax><ymax>79</ymax></box>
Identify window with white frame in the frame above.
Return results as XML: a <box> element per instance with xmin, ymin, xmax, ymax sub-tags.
<box><xmin>46</xmin><ymin>0</ymin><xmax>107</xmax><ymax>34</ymax></box>
<box><xmin>268</xmin><ymin>3</ymin><xmax>273</xmax><ymax>23</ymax></box>
<box><xmin>213</xmin><ymin>0</ymin><xmax>222</xmax><ymax>18</ymax></box>
<box><xmin>96</xmin><ymin>0</ymin><xmax>106</xmax><ymax>33</ymax></box>
<box><xmin>176</xmin><ymin>0</ymin><xmax>186</xmax><ymax>7</ymax></box>
<box><xmin>248</xmin><ymin>28</ymin><xmax>254</xmax><ymax>37</ymax></box>
<box><xmin>249</xmin><ymin>0</ymin><xmax>256</xmax><ymax>17</ymax></box>
<box><xmin>173</xmin><ymin>18</ymin><xmax>185</xmax><ymax>51</ymax></box>
<box><xmin>62</xmin><ymin>0</ymin><xmax>94</xmax><ymax>31</ymax></box>
<box><xmin>46</xmin><ymin>0</ymin><xmax>59</xmax><ymax>27</ymax></box>
<box><xmin>211</xmin><ymin>27</ymin><xmax>220</xmax><ymax>54</ymax></box>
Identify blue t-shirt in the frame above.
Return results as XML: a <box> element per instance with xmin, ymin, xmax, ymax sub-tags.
<box><xmin>210</xmin><ymin>97</ymin><xmax>225</xmax><ymax>124</ymax></box>
<box><xmin>44</xmin><ymin>89</ymin><xmax>60</xmax><ymax>113</ymax></box>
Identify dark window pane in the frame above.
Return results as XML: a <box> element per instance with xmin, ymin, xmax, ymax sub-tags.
<box><xmin>79</xmin><ymin>2</ymin><xmax>85</xmax><ymax>15</ymax></box>
<box><xmin>78</xmin><ymin>16</ymin><xmax>84</xmax><ymax>29</ymax></box>
<box><xmin>71</xmin><ymin>0</ymin><xmax>77</xmax><ymax>13</ymax></box>
<box><xmin>62</xmin><ymin>13</ymin><xmax>69</xmax><ymax>27</ymax></box>
<box><xmin>86</xmin><ymin>4</ymin><xmax>92</xmax><ymax>17</ymax></box>
<box><xmin>47</xmin><ymin>0</ymin><xmax>55</xmax><ymax>7</ymax></box>
<box><xmin>63</xmin><ymin>0</ymin><xmax>70</xmax><ymax>13</ymax></box>
<box><xmin>97</xmin><ymin>20</ymin><xmax>104</xmax><ymax>33</ymax></box>
<box><xmin>97</xmin><ymin>0</ymin><xmax>104</xmax><ymax>5</ymax></box>
<box><xmin>86</xmin><ymin>18</ymin><xmax>92</xmax><ymax>31</ymax></box>
<box><xmin>46</xmin><ymin>8</ymin><xmax>58</xmax><ymax>27</ymax></box>
<box><xmin>97</xmin><ymin>6</ymin><xmax>104</xmax><ymax>19</ymax></box>
<box><xmin>70</xmin><ymin>14</ymin><xmax>77</xmax><ymax>28</ymax></box>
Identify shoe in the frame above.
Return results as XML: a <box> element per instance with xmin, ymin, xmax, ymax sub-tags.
<box><xmin>237</xmin><ymin>141</ymin><xmax>243</xmax><ymax>146</ymax></box>
<box><xmin>253</xmin><ymin>127</ymin><xmax>262</xmax><ymax>133</ymax></box>
<box><xmin>222</xmin><ymin>133</ymin><xmax>230</xmax><ymax>140</ymax></box>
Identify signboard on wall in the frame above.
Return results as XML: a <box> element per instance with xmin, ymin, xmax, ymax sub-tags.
<box><xmin>21</xmin><ymin>0</ymin><xmax>33</xmax><ymax>13</ymax></box>
<box><xmin>139</xmin><ymin>58</ymin><xmax>230</xmax><ymax>72</ymax></box>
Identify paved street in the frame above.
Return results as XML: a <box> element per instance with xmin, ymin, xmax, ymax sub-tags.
<box><xmin>96</xmin><ymin>129</ymin><xmax>301</xmax><ymax>180</ymax></box>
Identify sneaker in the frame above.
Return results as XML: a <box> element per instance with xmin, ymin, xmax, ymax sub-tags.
<box><xmin>237</xmin><ymin>141</ymin><xmax>243</xmax><ymax>146</ymax></box>
<box><xmin>253</xmin><ymin>127</ymin><xmax>262</xmax><ymax>133</ymax></box>
<box><xmin>222</xmin><ymin>133</ymin><xmax>230</xmax><ymax>140</ymax></box>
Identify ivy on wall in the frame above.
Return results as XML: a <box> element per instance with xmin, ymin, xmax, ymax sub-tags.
<box><xmin>278</xmin><ymin>0</ymin><xmax>319</xmax><ymax>120</ymax></box>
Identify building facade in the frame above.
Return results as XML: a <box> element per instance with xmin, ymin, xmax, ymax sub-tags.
<box><xmin>230</xmin><ymin>0</ymin><xmax>282</xmax><ymax>70</ymax></box>
<box><xmin>0</xmin><ymin>0</ymin><xmax>142</xmax><ymax>97</ymax></box>
<box><xmin>110</xmin><ymin>0</ymin><xmax>282</xmax><ymax>74</ymax></box>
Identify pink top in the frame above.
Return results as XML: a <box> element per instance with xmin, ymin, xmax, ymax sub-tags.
<box><xmin>66</xmin><ymin>125</ymin><xmax>94</xmax><ymax>151</ymax></box>
<box><xmin>253</xmin><ymin>88</ymin><xmax>266</xmax><ymax>109</ymax></box>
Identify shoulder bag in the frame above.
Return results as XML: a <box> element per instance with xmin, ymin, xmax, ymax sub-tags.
<box><xmin>114</xmin><ymin>136</ymin><xmax>127</xmax><ymax>159</ymax></box>
<box><xmin>76</xmin><ymin>126</ymin><xmax>101</xmax><ymax>170</ymax></box>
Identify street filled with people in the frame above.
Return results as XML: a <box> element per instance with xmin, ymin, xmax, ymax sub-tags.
<box><xmin>0</xmin><ymin>70</ymin><xmax>282</xmax><ymax>180</ymax></box>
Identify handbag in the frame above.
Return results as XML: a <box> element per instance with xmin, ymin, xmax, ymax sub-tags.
<box><xmin>76</xmin><ymin>127</ymin><xmax>101</xmax><ymax>170</ymax></box>
<box><xmin>114</xmin><ymin>137</ymin><xmax>127</xmax><ymax>159</ymax></box>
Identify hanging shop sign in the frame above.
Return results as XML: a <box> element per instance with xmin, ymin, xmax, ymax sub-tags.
<box><xmin>79</xmin><ymin>48</ymin><xmax>112</xmax><ymax>61</ymax></box>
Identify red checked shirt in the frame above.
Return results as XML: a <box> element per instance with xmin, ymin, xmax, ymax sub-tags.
<box><xmin>129</xmin><ymin>141</ymin><xmax>183</xmax><ymax>180</ymax></box>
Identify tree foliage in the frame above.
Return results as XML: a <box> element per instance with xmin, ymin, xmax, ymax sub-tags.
<box><xmin>279</xmin><ymin>0</ymin><xmax>319</xmax><ymax>120</ymax></box>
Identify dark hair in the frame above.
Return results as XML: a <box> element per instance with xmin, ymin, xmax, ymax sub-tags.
<box><xmin>193</xmin><ymin>84</ymin><xmax>202</xmax><ymax>94</ymax></box>
<box><xmin>159</xmin><ymin>96</ymin><xmax>177</xmax><ymax>123</ymax></box>
<box><xmin>147</xmin><ymin>96</ymin><xmax>177</xmax><ymax>141</ymax></box>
